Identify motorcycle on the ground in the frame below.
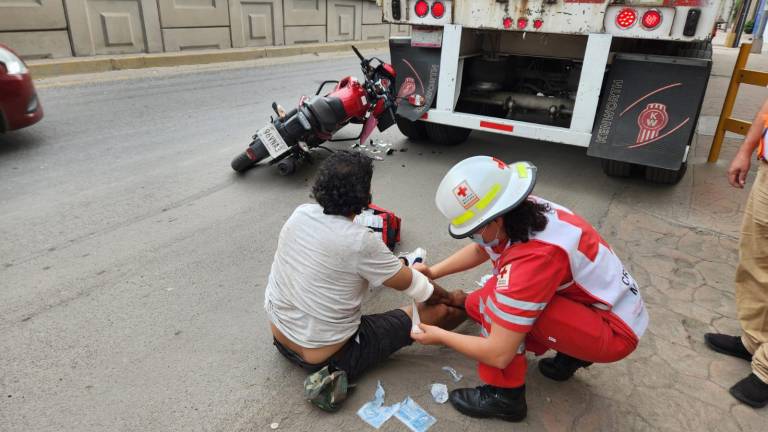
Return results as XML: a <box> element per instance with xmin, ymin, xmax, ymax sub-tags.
<box><xmin>230</xmin><ymin>46</ymin><xmax>398</xmax><ymax>175</ymax></box>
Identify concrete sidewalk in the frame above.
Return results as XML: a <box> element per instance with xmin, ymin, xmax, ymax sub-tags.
<box><xmin>26</xmin><ymin>40</ymin><xmax>388</xmax><ymax>79</ymax></box>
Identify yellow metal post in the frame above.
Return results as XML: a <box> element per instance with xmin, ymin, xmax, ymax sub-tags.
<box><xmin>708</xmin><ymin>43</ymin><xmax>752</xmax><ymax>163</ymax></box>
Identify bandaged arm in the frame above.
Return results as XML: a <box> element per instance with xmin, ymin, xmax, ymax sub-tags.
<box><xmin>402</xmin><ymin>268</ymin><xmax>434</xmax><ymax>302</ymax></box>
<box><xmin>383</xmin><ymin>266</ymin><xmax>435</xmax><ymax>302</ymax></box>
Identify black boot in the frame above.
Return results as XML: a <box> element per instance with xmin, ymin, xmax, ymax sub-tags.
<box><xmin>729</xmin><ymin>373</ymin><xmax>768</xmax><ymax>408</ymax></box>
<box><xmin>448</xmin><ymin>384</ymin><xmax>526</xmax><ymax>422</ymax></box>
<box><xmin>538</xmin><ymin>352</ymin><xmax>593</xmax><ymax>381</ymax></box>
<box><xmin>704</xmin><ymin>333</ymin><xmax>752</xmax><ymax>361</ymax></box>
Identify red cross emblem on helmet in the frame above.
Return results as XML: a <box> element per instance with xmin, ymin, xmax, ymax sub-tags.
<box><xmin>453</xmin><ymin>180</ymin><xmax>479</xmax><ymax>209</ymax></box>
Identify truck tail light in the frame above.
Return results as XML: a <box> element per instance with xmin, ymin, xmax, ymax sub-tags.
<box><xmin>431</xmin><ymin>1</ymin><xmax>445</xmax><ymax>18</ymax></box>
<box><xmin>616</xmin><ymin>8</ymin><xmax>637</xmax><ymax>29</ymax></box>
<box><xmin>503</xmin><ymin>17</ymin><xmax>513</xmax><ymax>29</ymax></box>
<box><xmin>641</xmin><ymin>9</ymin><xmax>662</xmax><ymax>29</ymax></box>
<box><xmin>414</xmin><ymin>0</ymin><xmax>429</xmax><ymax>18</ymax></box>
<box><xmin>533</xmin><ymin>19</ymin><xmax>543</xmax><ymax>29</ymax></box>
<box><xmin>517</xmin><ymin>18</ymin><xmax>528</xmax><ymax>29</ymax></box>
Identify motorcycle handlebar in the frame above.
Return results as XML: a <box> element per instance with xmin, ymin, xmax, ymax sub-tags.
<box><xmin>351</xmin><ymin>45</ymin><xmax>365</xmax><ymax>62</ymax></box>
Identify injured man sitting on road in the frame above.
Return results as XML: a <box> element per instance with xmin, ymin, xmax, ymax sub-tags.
<box><xmin>265</xmin><ymin>151</ymin><xmax>466</xmax><ymax>386</ymax></box>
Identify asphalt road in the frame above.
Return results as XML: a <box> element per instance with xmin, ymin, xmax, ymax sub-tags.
<box><xmin>0</xmin><ymin>50</ymin><xmax>709</xmax><ymax>431</ymax></box>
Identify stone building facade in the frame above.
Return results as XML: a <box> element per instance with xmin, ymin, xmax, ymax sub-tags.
<box><xmin>0</xmin><ymin>0</ymin><xmax>409</xmax><ymax>59</ymax></box>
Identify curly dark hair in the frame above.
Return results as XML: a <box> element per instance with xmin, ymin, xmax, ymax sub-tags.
<box><xmin>311</xmin><ymin>151</ymin><xmax>373</xmax><ymax>216</ymax></box>
<box><xmin>500</xmin><ymin>199</ymin><xmax>551</xmax><ymax>243</ymax></box>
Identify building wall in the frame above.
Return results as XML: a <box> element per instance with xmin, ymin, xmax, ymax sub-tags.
<box><xmin>0</xmin><ymin>0</ymin><xmax>409</xmax><ymax>59</ymax></box>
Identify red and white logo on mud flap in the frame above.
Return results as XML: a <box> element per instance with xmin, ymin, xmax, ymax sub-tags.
<box><xmin>398</xmin><ymin>77</ymin><xmax>416</xmax><ymax>99</ymax></box>
<box><xmin>636</xmin><ymin>103</ymin><xmax>669</xmax><ymax>145</ymax></box>
<box><xmin>453</xmin><ymin>181</ymin><xmax>480</xmax><ymax>209</ymax></box>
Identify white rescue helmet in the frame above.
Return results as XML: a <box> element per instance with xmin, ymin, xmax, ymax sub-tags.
<box><xmin>435</xmin><ymin>156</ymin><xmax>537</xmax><ymax>238</ymax></box>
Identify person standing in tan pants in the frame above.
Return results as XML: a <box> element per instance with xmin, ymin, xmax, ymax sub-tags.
<box><xmin>705</xmin><ymin>97</ymin><xmax>768</xmax><ymax>408</ymax></box>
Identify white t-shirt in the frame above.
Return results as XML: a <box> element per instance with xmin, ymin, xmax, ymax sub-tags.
<box><xmin>265</xmin><ymin>203</ymin><xmax>403</xmax><ymax>348</ymax></box>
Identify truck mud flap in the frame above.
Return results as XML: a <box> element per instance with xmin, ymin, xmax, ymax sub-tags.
<box><xmin>389</xmin><ymin>38</ymin><xmax>441</xmax><ymax>122</ymax></box>
<box><xmin>587</xmin><ymin>54</ymin><xmax>711</xmax><ymax>170</ymax></box>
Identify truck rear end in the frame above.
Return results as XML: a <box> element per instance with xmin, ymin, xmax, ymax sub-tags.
<box><xmin>382</xmin><ymin>0</ymin><xmax>721</xmax><ymax>183</ymax></box>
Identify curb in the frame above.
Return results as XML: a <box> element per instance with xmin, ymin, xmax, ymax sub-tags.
<box><xmin>28</xmin><ymin>40</ymin><xmax>389</xmax><ymax>79</ymax></box>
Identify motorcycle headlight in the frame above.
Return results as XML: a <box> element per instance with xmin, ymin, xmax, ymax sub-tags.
<box><xmin>0</xmin><ymin>47</ymin><xmax>29</xmax><ymax>75</ymax></box>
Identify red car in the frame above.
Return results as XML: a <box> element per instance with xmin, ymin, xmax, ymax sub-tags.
<box><xmin>0</xmin><ymin>44</ymin><xmax>43</xmax><ymax>132</ymax></box>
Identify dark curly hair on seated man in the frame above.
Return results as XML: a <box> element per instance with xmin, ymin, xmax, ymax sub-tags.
<box><xmin>312</xmin><ymin>151</ymin><xmax>373</xmax><ymax>216</ymax></box>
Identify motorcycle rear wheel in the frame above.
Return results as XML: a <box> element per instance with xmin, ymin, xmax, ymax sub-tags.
<box><xmin>231</xmin><ymin>142</ymin><xmax>269</xmax><ymax>172</ymax></box>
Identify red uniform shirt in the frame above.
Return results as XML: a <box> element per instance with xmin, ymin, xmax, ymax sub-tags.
<box><xmin>484</xmin><ymin>241</ymin><xmax>570</xmax><ymax>333</ymax></box>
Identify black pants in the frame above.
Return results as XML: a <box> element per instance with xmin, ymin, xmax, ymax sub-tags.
<box><xmin>273</xmin><ymin>309</ymin><xmax>413</xmax><ymax>382</ymax></box>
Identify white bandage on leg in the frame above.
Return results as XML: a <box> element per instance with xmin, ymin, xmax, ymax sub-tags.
<box><xmin>403</xmin><ymin>269</ymin><xmax>434</xmax><ymax>303</ymax></box>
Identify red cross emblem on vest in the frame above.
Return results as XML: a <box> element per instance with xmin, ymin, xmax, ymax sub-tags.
<box><xmin>496</xmin><ymin>264</ymin><xmax>511</xmax><ymax>288</ymax></box>
<box><xmin>556</xmin><ymin>209</ymin><xmax>610</xmax><ymax>262</ymax></box>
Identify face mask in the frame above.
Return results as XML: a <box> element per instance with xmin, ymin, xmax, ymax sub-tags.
<box><xmin>470</xmin><ymin>223</ymin><xmax>500</xmax><ymax>248</ymax></box>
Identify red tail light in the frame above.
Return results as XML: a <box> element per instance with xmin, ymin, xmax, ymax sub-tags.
<box><xmin>503</xmin><ymin>17</ymin><xmax>513</xmax><ymax>29</ymax></box>
<box><xmin>431</xmin><ymin>1</ymin><xmax>445</xmax><ymax>18</ymax></box>
<box><xmin>641</xmin><ymin>9</ymin><xmax>662</xmax><ymax>29</ymax></box>
<box><xmin>517</xmin><ymin>18</ymin><xmax>528</xmax><ymax>29</ymax></box>
<box><xmin>533</xmin><ymin>19</ymin><xmax>543</xmax><ymax>29</ymax></box>
<box><xmin>616</xmin><ymin>8</ymin><xmax>637</xmax><ymax>29</ymax></box>
<box><xmin>414</xmin><ymin>0</ymin><xmax>429</xmax><ymax>17</ymax></box>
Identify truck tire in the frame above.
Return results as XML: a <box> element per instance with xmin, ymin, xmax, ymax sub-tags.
<box><xmin>601</xmin><ymin>159</ymin><xmax>632</xmax><ymax>178</ymax></box>
<box><xmin>395</xmin><ymin>115</ymin><xmax>428</xmax><ymax>140</ymax></box>
<box><xmin>678</xmin><ymin>40</ymin><xmax>712</xmax><ymax>60</ymax></box>
<box><xmin>424</xmin><ymin>122</ymin><xmax>472</xmax><ymax>146</ymax></box>
<box><xmin>644</xmin><ymin>163</ymin><xmax>687</xmax><ymax>185</ymax></box>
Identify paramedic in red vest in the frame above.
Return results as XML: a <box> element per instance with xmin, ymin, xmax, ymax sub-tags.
<box><xmin>265</xmin><ymin>151</ymin><xmax>466</xmax><ymax>383</ymax></box>
<box><xmin>411</xmin><ymin>156</ymin><xmax>648</xmax><ymax>422</ymax></box>
<box><xmin>705</xmin><ymin>98</ymin><xmax>768</xmax><ymax>408</ymax></box>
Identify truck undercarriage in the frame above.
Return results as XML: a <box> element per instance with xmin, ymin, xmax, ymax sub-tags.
<box><xmin>382</xmin><ymin>0</ymin><xmax>719</xmax><ymax>184</ymax></box>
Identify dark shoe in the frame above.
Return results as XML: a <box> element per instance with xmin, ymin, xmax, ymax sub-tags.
<box><xmin>729</xmin><ymin>374</ymin><xmax>768</xmax><ymax>408</ymax></box>
<box><xmin>538</xmin><ymin>352</ymin><xmax>593</xmax><ymax>381</ymax></box>
<box><xmin>448</xmin><ymin>384</ymin><xmax>526</xmax><ymax>422</ymax></box>
<box><xmin>704</xmin><ymin>333</ymin><xmax>752</xmax><ymax>361</ymax></box>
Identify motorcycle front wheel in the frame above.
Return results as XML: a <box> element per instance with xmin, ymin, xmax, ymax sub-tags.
<box><xmin>231</xmin><ymin>141</ymin><xmax>269</xmax><ymax>172</ymax></box>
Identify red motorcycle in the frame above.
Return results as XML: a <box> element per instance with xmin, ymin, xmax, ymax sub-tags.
<box><xmin>231</xmin><ymin>46</ymin><xmax>398</xmax><ymax>175</ymax></box>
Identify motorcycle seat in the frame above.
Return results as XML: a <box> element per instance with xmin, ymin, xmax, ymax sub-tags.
<box><xmin>304</xmin><ymin>96</ymin><xmax>347</xmax><ymax>133</ymax></box>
